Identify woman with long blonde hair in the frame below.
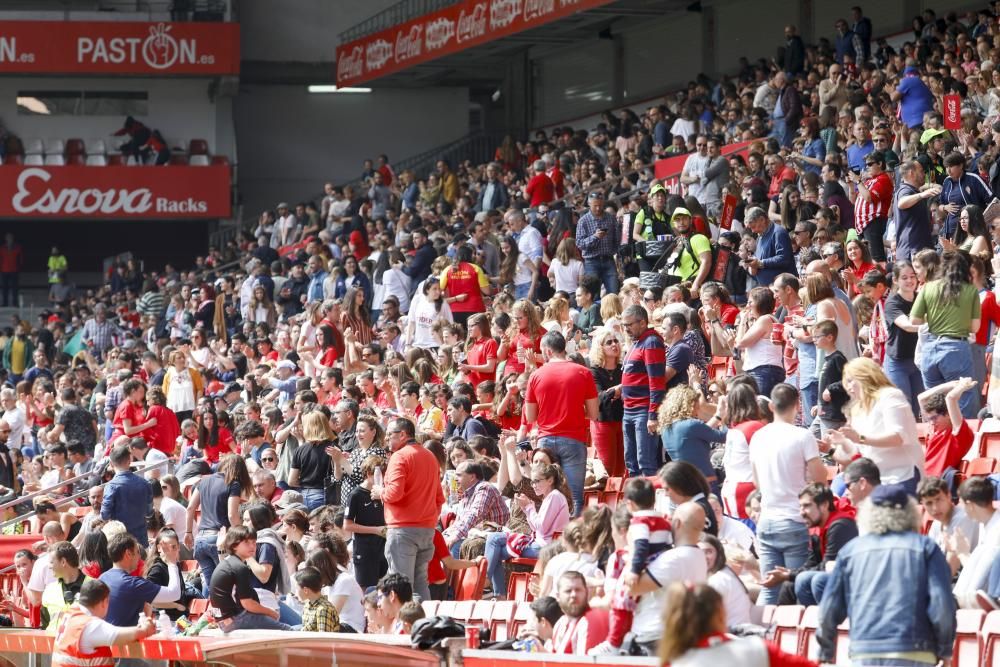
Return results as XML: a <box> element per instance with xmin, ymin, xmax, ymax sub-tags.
<box><xmin>287</xmin><ymin>410</ymin><xmax>337</xmax><ymax>510</ymax></box>
<box><xmin>658</xmin><ymin>385</ymin><xmax>727</xmax><ymax>492</ymax></box>
<box><xmin>825</xmin><ymin>357</ymin><xmax>923</xmax><ymax>495</ymax></box>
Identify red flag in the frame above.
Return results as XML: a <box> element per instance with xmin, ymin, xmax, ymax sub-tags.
<box><xmin>719</xmin><ymin>194</ymin><xmax>738</xmax><ymax>231</ymax></box>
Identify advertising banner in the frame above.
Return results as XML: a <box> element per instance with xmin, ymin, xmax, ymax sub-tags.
<box><xmin>0</xmin><ymin>165</ymin><xmax>231</xmax><ymax>219</ymax></box>
<box><xmin>0</xmin><ymin>21</ymin><xmax>239</xmax><ymax>75</ymax></box>
<box><xmin>336</xmin><ymin>0</ymin><xmax>615</xmax><ymax>86</ymax></box>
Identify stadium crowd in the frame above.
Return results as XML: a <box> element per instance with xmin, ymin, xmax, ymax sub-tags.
<box><xmin>9</xmin><ymin>4</ymin><xmax>1000</xmax><ymax>666</ymax></box>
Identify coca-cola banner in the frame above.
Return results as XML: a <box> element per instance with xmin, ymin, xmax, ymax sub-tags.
<box><xmin>0</xmin><ymin>165</ymin><xmax>231</xmax><ymax>219</ymax></box>
<box><xmin>943</xmin><ymin>94</ymin><xmax>962</xmax><ymax>130</ymax></box>
<box><xmin>0</xmin><ymin>21</ymin><xmax>239</xmax><ymax>75</ymax></box>
<box><xmin>336</xmin><ymin>0</ymin><xmax>615</xmax><ymax>86</ymax></box>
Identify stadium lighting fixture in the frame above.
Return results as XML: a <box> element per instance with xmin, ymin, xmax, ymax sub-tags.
<box><xmin>308</xmin><ymin>85</ymin><xmax>372</xmax><ymax>94</ymax></box>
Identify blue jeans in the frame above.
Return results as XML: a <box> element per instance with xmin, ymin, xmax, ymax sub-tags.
<box><xmin>756</xmin><ymin>516</ymin><xmax>810</xmax><ymax>605</ymax></box>
<box><xmin>278</xmin><ymin>600</ymin><xmax>301</xmax><ymax>626</ymax></box>
<box><xmin>300</xmin><ymin>487</ymin><xmax>326</xmax><ymax>511</ymax></box>
<box><xmin>794</xmin><ymin>570</ymin><xmax>831</xmax><ymax>606</ymax></box>
<box><xmin>800</xmin><ymin>382</ymin><xmax>818</xmax><ymax>427</ymax></box>
<box><xmin>921</xmin><ymin>336</ymin><xmax>977</xmax><ymax>418</ymax></box>
<box><xmin>622</xmin><ymin>410</ymin><xmax>660</xmax><ymax>477</ymax></box>
<box><xmin>385</xmin><ymin>526</ymin><xmax>435</xmax><ymax>602</ymax></box>
<box><xmin>583</xmin><ymin>256</ymin><xmax>619</xmax><ymax>296</ymax></box>
<box><xmin>194</xmin><ymin>534</ymin><xmax>221</xmax><ymax>598</ymax></box>
<box><xmin>514</xmin><ymin>283</ymin><xmax>531</xmax><ymax>300</ymax></box>
<box><xmin>219</xmin><ymin>610</ymin><xmax>292</xmax><ymax>632</ymax></box>
<box><xmin>484</xmin><ymin>531</ymin><xmax>540</xmax><ymax>597</ymax></box>
<box><xmin>884</xmin><ymin>356</ymin><xmax>924</xmax><ymax>418</ymax></box>
<box><xmin>746</xmin><ymin>364</ymin><xmax>785</xmax><ymax>400</ymax></box>
<box><xmin>538</xmin><ymin>435</ymin><xmax>586</xmax><ymax>517</ymax></box>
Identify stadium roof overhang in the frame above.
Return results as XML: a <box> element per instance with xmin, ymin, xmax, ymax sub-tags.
<box><xmin>333</xmin><ymin>0</ymin><xmax>697</xmax><ymax>89</ymax></box>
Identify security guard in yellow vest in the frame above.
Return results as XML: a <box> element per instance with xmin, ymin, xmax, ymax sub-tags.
<box><xmin>632</xmin><ymin>183</ymin><xmax>672</xmax><ymax>272</ymax></box>
<box><xmin>42</xmin><ymin>541</ymin><xmax>92</xmax><ymax>632</ymax></box>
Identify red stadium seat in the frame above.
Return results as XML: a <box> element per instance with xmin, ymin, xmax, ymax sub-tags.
<box><xmin>488</xmin><ymin>600</ymin><xmax>516</xmax><ymax>641</ymax></box>
<box><xmin>66</xmin><ymin>153</ymin><xmax>85</xmax><ymax>165</ymax></box>
<box><xmin>506</xmin><ymin>571</ymin><xmax>532</xmax><ymax>601</ymax></box>
<box><xmin>188</xmin><ymin>139</ymin><xmax>209</xmax><ymax>155</ymax></box>
<box><xmin>954</xmin><ymin>608</ymin><xmax>985</xmax><ymax>667</ymax></box>
<box><xmin>107</xmin><ymin>154</ymin><xmax>125</xmax><ymax>166</ymax></box>
<box><xmin>796</xmin><ymin>605</ymin><xmax>822</xmax><ymax>660</ymax></box>
<box><xmin>170</xmin><ymin>153</ymin><xmax>189</xmax><ymax>165</ymax></box>
<box><xmin>211</xmin><ymin>155</ymin><xmax>229</xmax><ymax>165</ymax></box>
<box><xmin>770</xmin><ymin>605</ymin><xmax>804</xmax><ymax>656</ymax></box>
<box><xmin>455</xmin><ymin>559</ymin><xmax>487</xmax><ymax>601</ymax></box>
<box><xmin>982</xmin><ymin>422</ymin><xmax>1000</xmax><ymax>459</ymax></box>
<box><xmin>188</xmin><ymin>598</ymin><xmax>209</xmax><ymax>617</ymax></box>
<box><xmin>966</xmin><ymin>457</ymin><xmax>996</xmax><ymax>477</ymax></box>
<box><xmin>980</xmin><ymin>610</ymin><xmax>1000</xmax><ymax>666</ymax></box>
<box><xmin>3</xmin><ymin>154</ymin><xmax>23</xmax><ymax>165</ymax></box>
<box><xmin>509</xmin><ymin>602</ymin><xmax>534</xmax><ymax>639</ymax></box>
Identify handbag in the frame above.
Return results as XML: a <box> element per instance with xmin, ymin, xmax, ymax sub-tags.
<box><xmin>640</xmin><ymin>239</ymin><xmax>672</xmax><ymax>259</ymax></box>
<box><xmin>638</xmin><ymin>242</ymin><xmax>679</xmax><ymax>291</ymax></box>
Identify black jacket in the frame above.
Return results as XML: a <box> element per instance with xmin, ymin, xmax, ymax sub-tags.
<box><xmin>590</xmin><ymin>366</ymin><xmax>623</xmax><ymax>423</ymax></box>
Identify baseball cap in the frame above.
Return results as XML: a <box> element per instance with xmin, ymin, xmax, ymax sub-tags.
<box><xmin>869</xmin><ymin>485</ymin><xmax>909</xmax><ymax>509</ymax></box>
<box><xmin>587</xmin><ymin>191</ymin><xmax>606</xmax><ymax>201</ymax></box>
<box><xmin>920</xmin><ymin>128</ymin><xmax>948</xmax><ymax>144</ymax></box>
<box><xmin>277</xmin><ymin>360</ymin><xmax>297</xmax><ymax>371</ymax></box>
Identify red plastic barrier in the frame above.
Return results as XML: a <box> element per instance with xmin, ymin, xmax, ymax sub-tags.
<box><xmin>0</xmin><ymin>535</ymin><xmax>43</xmax><ymax>570</ymax></box>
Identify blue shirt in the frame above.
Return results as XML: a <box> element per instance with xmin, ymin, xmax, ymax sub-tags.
<box><xmin>897</xmin><ymin>76</ymin><xmax>934</xmax><ymax>129</ymax></box>
<box><xmin>845</xmin><ymin>141</ymin><xmax>874</xmax><ymax>173</ymax></box>
<box><xmin>801</xmin><ymin>137</ymin><xmax>826</xmax><ymax>174</ymax></box>
<box><xmin>752</xmin><ymin>222</ymin><xmax>796</xmax><ymax>287</ymax></box>
<box><xmin>101</xmin><ymin>471</ymin><xmax>153</xmax><ymax>547</ymax></box>
<box><xmin>661</xmin><ymin>418</ymin><xmax>728</xmax><ymax>480</ymax></box>
<box><xmin>100</xmin><ymin>567</ymin><xmax>160</xmax><ymax>626</ymax></box>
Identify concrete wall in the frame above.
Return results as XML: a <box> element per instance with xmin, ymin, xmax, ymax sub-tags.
<box><xmin>233</xmin><ymin>84</ymin><xmax>470</xmax><ymax>218</ymax></box>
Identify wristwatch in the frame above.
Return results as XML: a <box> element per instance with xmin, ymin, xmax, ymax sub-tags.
<box><xmin>859</xmin><ymin>434</ymin><xmax>866</xmax><ymax>444</ymax></box>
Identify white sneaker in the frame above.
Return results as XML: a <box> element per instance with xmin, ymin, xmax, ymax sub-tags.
<box><xmin>587</xmin><ymin>641</ymin><xmax>619</xmax><ymax>656</ymax></box>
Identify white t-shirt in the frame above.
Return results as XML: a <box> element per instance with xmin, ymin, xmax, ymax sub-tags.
<box><xmin>80</xmin><ymin>614</ymin><xmax>124</xmax><ymax>653</ymax></box>
<box><xmin>516</xmin><ymin>226</ymin><xmax>544</xmax><ymax>286</ymax></box>
<box><xmin>27</xmin><ymin>553</ymin><xmax>54</xmax><ymax>594</ymax></box>
<box><xmin>748</xmin><ymin>421</ymin><xmax>820</xmax><ymax>523</ymax></box>
<box><xmin>708</xmin><ymin>567</ymin><xmax>753</xmax><ymax>626</ymax></box>
<box><xmin>2</xmin><ymin>406</ymin><xmax>26</xmax><ymax>450</ymax></box>
<box><xmin>852</xmin><ymin>387</ymin><xmax>923</xmax><ymax>484</ymax></box>
<box><xmin>409</xmin><ymin>298</ymin><xmax>453</xmax><ymax>349</ymax></box>
<box><xmin>632</xmin><ymin>545</ymin><xmax>707</xmax><ymax>641</ymax></box>
<box><xmin>158</xmin><ymin>496</ymin><xmax>187</xmax><ymax>532</ymax></box>
<box><xmin>327</xmin><ymin>569</ymin><xmax>365</xmax><ymax>631</ymax></box>
<box><xmin>543</xmin><ymin>551</ymin><xmax>601</xmax><ymax>587</ymax></box>
<box><xmin>142</xmin><ymin>449</ymin><xmax>170</xmax><ymax>480</ymax></box>
<box><xmin>548</xmin><ymin>258</ymin><xmax>583</xmax><ymax>294</ymax></box>
<box><xmin>165</xmin><ymin>368</ymin><xmax>196</xmax><ymax>413</ymax></box>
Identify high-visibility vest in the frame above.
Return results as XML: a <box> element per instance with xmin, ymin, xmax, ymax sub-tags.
<box><xmin>52</xmin><ymin>605</ymin><xmax>115</xmax><ymax>667</ymax></box>
<box><xmin>42</xmin><ymin>575</ymin><xmax>92</xmax><ymax>633</ymax></box>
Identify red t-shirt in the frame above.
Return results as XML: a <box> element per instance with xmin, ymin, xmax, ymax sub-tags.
<box><xmin>503</xmin><ymin>330</ymin><xmax>541</xmax><ymax>377</ymax></box>
<box><xmin>525</xmin><ymin>360</ymin><xmax>598</xmax><ymax>443</ymax></box>
<box><xmin>466</xmin><ymin>337</ymin><xmax>498</xmax><ymax>388</ymax></box>
<box><xmin>977</xmin><ymin>290</ymin><xmax>1000</xmax><ymax>346</ymax></box>
<box><xmin>428</xmin><ymin>529</ymin><xmax>448</xmax><ymax>584</ymax></box>
<box><xmin>147</xmin><ymin>405</ymin><xmax>180</xmax><ymax>456</ymax></box>
<box><xmin>440</xmin><ymin>262</ymin><xmax>488</xmax><ymax>314</ymax></box>
<box><xmin>204</xmin><ymin>426</ymin><xmax>236</xmax><ymax>463</ymax></box>
<box><xmin>111</xmin><ymin>400</ymin><xmax>146</xmax><ymax>444</ymax></box>
<box><xmin>525</xmin><ymin>173</ymin><xmax>555</xmax><ymax>207</ymax></box>
<box><xmin>925</xmin><ymin>420</ymin><xmax>974</xmax><ymax>477</ymax></box>
<box><xmin>719</xmin><ymin>303</ymin><xmax>740</xmax><ymax>326</ymax></box>
<box><xmin>319</xmin><ymin>346</ymin><xmax>338</xmax><ymax>368</ymax></box>
<box><xmin>848</xmin><ymin>262</ymin><xmax>877</xmax><ymax>296</ymax></box>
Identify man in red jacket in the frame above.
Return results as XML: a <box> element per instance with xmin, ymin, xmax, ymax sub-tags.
<box><xmin>524</xmin><ymin>160</ymin><xmax>555</xmax><ymax>208</ymax></box>
<box><xmin>371</xmin><ymin>417</ymin><xmax>444</xmax><ymax>602</ymax></box>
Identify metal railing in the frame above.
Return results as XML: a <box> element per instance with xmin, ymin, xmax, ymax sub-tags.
<box><xmin>0</xmin><ymin>458</ymin><xmax>174</xmax><ymax>573</ymax></box>
<box><xmin>338</xmin><ymin>0</ymin><xmax>458</xmax><ymax>43</ymax></box>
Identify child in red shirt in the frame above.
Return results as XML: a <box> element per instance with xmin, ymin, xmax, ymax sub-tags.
<box><xmin>918</xmin><ymin>378</ymin><xmax>978</xmax><ymax>477</ymax></box>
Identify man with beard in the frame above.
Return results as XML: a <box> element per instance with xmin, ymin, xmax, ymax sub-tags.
<box><xmin>548</xmin><ymin>571</ymin><xmax>609</xmax><ymax>655</ymax></box>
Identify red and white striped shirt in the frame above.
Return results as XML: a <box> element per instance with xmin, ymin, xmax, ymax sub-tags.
<box><xmin>853</xmin><ymin>172</ymin><xmax>894</xmax><ymax>233</ymax></box>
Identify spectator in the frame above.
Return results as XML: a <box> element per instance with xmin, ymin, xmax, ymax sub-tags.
<box><xmin>749</xmin><ymin>383</ymin><xmax>826</xmax><ymax>605</ymax></box>
<box><xmin>99</xmin><ymin>532</ymin><xmax>180</xmax><ymax>626</ymax></box>
<box><xmin>295</xmin><ymin>567</ymin><xmax>340</xmax><ymax>632</ymax></box>
<box><xmin>376</xmin><ymin>572</ymin><xmax>412</xmax><ymax>634</ymax></box>
<box><xmin>952</xmin><ymin>477</ymin><xmax>1000</xmax><ymax>609</ymax></box>
<box><xmin>842</xmin><ymin>457</ymin><xmax>881</xmax><ymax>506</ymax></box>
<box><xmin>665</xmin><ymin>207</ymin><xmax>713</xmax><ymax>291</ymax></box>
<box><xmin>575</xmin><ymin>191</ymin><xmax>621</xmax><ymax>296</ymax></box>
<box><xmin>209</xmin><ymin>526</ymin><xmax>291</xmax><ymax>631</ymax></box>
<box><xmin>918</xmin><ymin>476</ymin><xmax>978</xmax><ymax>569</ymax></box>
<box><xmin>588</xmin><ymin>327</ymin><xmax>625</xmax><ymax>477</ymax></box>
<box><xmin>817</xmin><ymin>485</ymin><xmax>956</xmax><ymax>665</ymax></box>
<box><xmin>524</xmin><ymin>160</ymin><xmax>555</xmax><ymax>208</ymax></box>
<box><xmin>443</xmin><ymin>460</ymin><xmax>509</xmax><ymax>558</ymax></box>
<box><xmin>939</xmin><ymin>152</ymin><xmax>993</xmax><ymax>240</ymax></box>
<box><xmin>51</xmin><ymin>579</ymin><xmax>155</xmax><ymax>667</ymax></box>
<box><xmin>524</xmin><ymin>331</ymin><xmax>598</xmax><ymax>514</ymax></box>
<box><xmin>101</xmin><ymin>445</ymin><xmax>153</xmax><ymax>548</ymax></box>
<box><xmin>918</xmin><ymin>378</ymin><xmax>978</xmax><ymax>477</ymax></box>
<box><xmin>848</xmin><ymin>150</ymin><xmax>894</xmax><ymax>265</ymax></box>
<box><xmin>548</xmin><ymin>571</ymin><xmax>609</xmax><ymax>655</ymax></box>
<box><xmin>746</xmin><ymin>207</ymin><xmax>796</xmax><ymax>287</ymax></box>
<box><xmin>371</xmin><ymin>417</ymin><xmax>443</xmax><ymax>602</ymax></box>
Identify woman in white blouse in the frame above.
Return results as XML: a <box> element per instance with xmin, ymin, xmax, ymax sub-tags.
<box><xmin>826</xmin><ymin>357</ymin><xmax>923</xmax><ymax>496</ymax></box>
<box><xmin>406</xmin><ymin>280</ymin><xmax>452</xmax><ymax>349</ymax></box>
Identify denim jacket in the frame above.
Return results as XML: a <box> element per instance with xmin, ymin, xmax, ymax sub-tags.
<box><xmin>817</xmin><ymin>530</ymin><xmax>955</xmax><ymax>662</ymax></box>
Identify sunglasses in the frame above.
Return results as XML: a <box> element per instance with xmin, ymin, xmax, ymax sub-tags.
<box><xmin>261</xmin><ymin>457</ymin><xmax>276</xmax><ymax>463</ymax></box>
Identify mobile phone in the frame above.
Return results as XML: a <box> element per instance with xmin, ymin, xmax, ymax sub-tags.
<box><xmin>515</xmin><ymin>440</ymin><xmax>532</xmax><ymax>451</ymax></box>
